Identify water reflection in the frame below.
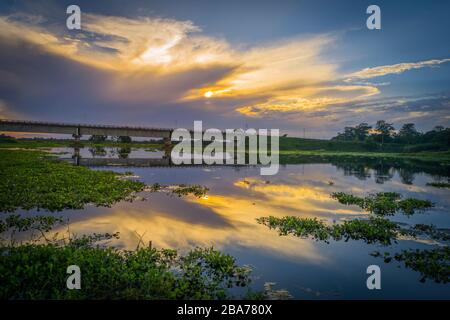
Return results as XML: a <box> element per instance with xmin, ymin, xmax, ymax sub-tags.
<box><xmin>19</xmin><ymin>149</ymin><xmax>450</xmax><ymax>298</ymax></box>
<box><xmin>55</xmin><ymin>147</ymin><xmax>450</xmax><ymax>186</ymax></box>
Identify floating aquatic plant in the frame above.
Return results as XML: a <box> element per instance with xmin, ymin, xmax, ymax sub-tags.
<box><xmin>331</xmin><ymin>192</ymin><xmax>433</xmax><ymax>216</ymax></box>
<box><xmin>257</xmin><ymin>216</ymin><xmax>400</xmax><ymax>245</ymax></box>
<box><xmin>426</xmin><ymin>182</ymin><xmax>450</xmax><ymax>189</ymax></box>
<box><xmin>0</xmin><ymin>150</ymin><xmax>145</xmax><ymax>212</ymax></box>
<box><xmin>371</xmin><ymin>247</ymin><xmax>450</xmax><ymax>283</ymax></box>
<box><xmin>0</xmin><ymin>215</ymin><xmax>255</xmax><ymax>299</ymax></box>
<box><xmin>171</xmin><ymin>184</ymin><xmax>209</xmax><ymax>198</ymax></box>
<box><xmin>257</xmin><ymin>216</ymin><xmax>450</xmax><ymax>246</ymax></box>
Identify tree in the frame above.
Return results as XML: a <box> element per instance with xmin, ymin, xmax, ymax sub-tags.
<box><xmin>89</xmin><ymin>135</ymin><xmax>107</xmax><ymax>142</ymax></box>
<box><xmin>374</xmin><ymin>120</ymin><xmax>395</xmax><ymax>146</ymax></box>
<box><xmin>354</xmin><ymin>123</ymin><xmax>372</xmax><ymax>141</ymax></box>
<box><xmin>334</xmin><ymin>127</ymin><xmax>357</xmax><ymax>141</ymax></box>
<box><xmin>397</xmin><ymin>123</ymin><xmax>420</xmax><ymax>144</ymax></box>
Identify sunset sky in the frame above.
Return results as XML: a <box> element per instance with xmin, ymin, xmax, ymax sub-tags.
<box><xmin>0</xmin><ymin>0</ymin><xmax>449</xmax><ymax>138</ymax></box>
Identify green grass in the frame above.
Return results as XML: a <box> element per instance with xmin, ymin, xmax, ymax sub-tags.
<box><xmin>278</xmin><ymin>150</ymin><xmax>450</xmax><ymax>164</ymax></box>
<box><xmin>279</xmin><ymin>136</ymin><xmax>449</xmax><ymax>153</ymax></box>
<box><xmin>0</xmin><ymin>149</ymin><xmax>145</xmax><ymax>212</ymax></box>
<box><xmin>279</xmin><ymin>136</ymin><xmax>380</xmax><ymax>152</ymax></box>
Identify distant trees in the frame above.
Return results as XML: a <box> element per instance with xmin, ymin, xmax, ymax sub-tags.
<box><xmin>334</xmin><ymin>123</ymin><xmax>372</xmax><ymax>142</ymax></box>
<box><xmin>88</xmin><ymin>135</ymin><xmax>132</xmax><ymax>143</ymax></box>
<box><xmin>397</xmin><ymin>123</ymin><xmax>420</xmax><ymax>144</ymax></box>
<box><xmin>116</xmin><ymin>136</ymin><xmax>132</xmax><ymax>143</ymax></box>
<box><xmin>355</xmin><ymin>123</ymin><xmax>372</xmax><ymax>141</ymax></box>
<box><xmin>89</xmin><ymin>135</ymin><xmax>107</xmax><ymax>142</ymax></box>
<box><xmin>374</xmin><ymin>120</ymin><xmax>395</xmax><ymax>145</ymax></box>
<box><xmin>332</xmin><ymin>121</ymin><xmax>450</xmax><ymax>150</ymax></box>
<box><xmin>0</xmin><ymin>134</ymin><xmax>16</xmax><ymax>143</ymax></box>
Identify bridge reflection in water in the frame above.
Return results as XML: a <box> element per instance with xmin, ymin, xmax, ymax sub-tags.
<box><xmin>71</xmin><ymin>147</ymin><xmax>171</xmax><ymax>167</ymax></box>
<box><xmin>70</xmin><ymin>147</ymin><xmax>235</xmax><ymax>167</ymax></box>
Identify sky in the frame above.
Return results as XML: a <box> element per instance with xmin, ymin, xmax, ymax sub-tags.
<box><xmin>0</xmin><ymin>0</ymin><xmax>449</xmax><ymax>138</ymax></box>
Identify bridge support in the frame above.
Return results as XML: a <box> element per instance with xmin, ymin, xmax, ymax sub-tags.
<box><xmin>163</xmin><ymin>137</ymin><xmax>172</xmax><ymax>158</ymax></box>
<box><xmin>72</xmin><ymin>127</ymin><xmax>81</xmax><ymax>142</ymax></box>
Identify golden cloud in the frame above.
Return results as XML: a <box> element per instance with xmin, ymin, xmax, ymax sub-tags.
<box><xmin>1</xmin><ymin>13</ymin><xmax>446</xmax><ymax>120</ymax></box>
<box><xmin>346</xmin><ymin>58</ymin><xmax>450</xmax><ymax>80</ymax></box>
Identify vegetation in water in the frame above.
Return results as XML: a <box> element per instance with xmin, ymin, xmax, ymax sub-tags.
<box><xmin>407</xmin><ymin>224</ymin><xmax>450</xmax><ymax>242</ymax></box>
<box><xmin>0</xmin><ymin>149</ymin><xmax>145</xmax><ymax>212</ymax></box>
<box><xmin>142</xmin><ymin>183</ymin><xmax>209</xmax><ymax>198</ymax></box>
<box><xmin>171</xmin><ymin>184</ymin><xmax>209</xmax><ymax>198</ymax></box>
<box><xmin>0</xmin><ymin>215</ymin><xmax>259</xmax><ymax>300</ymax></box>
<box><xmin>257</xmin><ymin>216</ymin><xmax>401</xmax><ymax>245</ymax></box>
<box><xmin>427</xmin><ymin>182</ymin><xmax>450</xmax><ymax>189</ymax></box>
<box><xmin>331</xmin><ymin>192</ymin><xmax>433</xmax><ymax>216</ymax></box>
<box><xmin>258</xmin><ymin>188</ymin><xmax>449</xmax><ymax>284</ymax></box>
<box><xmin>371</xmin><ymin>247</ymin><xmax>450</xmax><ymax>284</ymax></box>
<box><xmin>0</xmin><ymin>244</ymin><xmax>254</xmax><ymax>299</ymax></box>
<box><xmin>258</xmin><ymin>215</ymin><xmax>450</xmax><ymax>283</ymax></box>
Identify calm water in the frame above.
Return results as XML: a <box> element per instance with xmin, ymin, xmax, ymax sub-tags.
<box><xmin>21</xmin><ymin>147</ymin><xmax>450</xmax><ymax>298</ymax></box>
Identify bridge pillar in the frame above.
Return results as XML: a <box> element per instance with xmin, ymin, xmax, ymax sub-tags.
<box><xmin>163</xmin><ymin>137</ymin><xmax>172</xmax><ymax>158</ymax></box>
<box><xmin>72</xmin><ymin>127</ymin><xmax>81</xmax><ymax>142</ymax></box>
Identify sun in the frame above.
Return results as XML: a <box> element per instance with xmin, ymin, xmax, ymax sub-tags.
<box><xmin>204</xmin><ymin>91</ymin><xmax>214</xmax><ymax>98</ymax></box>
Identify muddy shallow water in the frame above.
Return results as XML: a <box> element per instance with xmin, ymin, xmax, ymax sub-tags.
<box><xmin>17</xmin><ymin>147</ymin><xmax>450</xmax><ymax>299</ymax></box>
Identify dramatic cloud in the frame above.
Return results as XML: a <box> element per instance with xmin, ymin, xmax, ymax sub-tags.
<box><xmin>0</xmin><ymin>10</ymin><xmax>448</xmax><ymax>138</ymax></box>
<box><xmin>236</xmin><ymin>85</ymin><xmax>380</xmax><ymax>117</ymax></box>
<box><xmin>346</xmin><ymin>58</ymin><xmax>450</xmax><ymax>80</ymax></box>
<box><xmin>0</xmin><ymin>13</ymin><xmax>366</xmax><ymax>104</ymax></box>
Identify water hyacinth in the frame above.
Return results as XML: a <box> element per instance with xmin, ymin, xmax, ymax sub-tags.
<box><xmin>0</xmin><ymin>150</ymin><xmax>145</xmax><ymax>212</ymax></box>
<box><xmin>331</xmin><ymin>192</ymin><xmax>433</xmax><ymax>216</ymax></box>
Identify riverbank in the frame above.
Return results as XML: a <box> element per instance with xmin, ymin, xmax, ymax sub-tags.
<box><xmin>279</xmin><ymin>150</ymin><xmax>450</xmax><ymax>164</ymax></box>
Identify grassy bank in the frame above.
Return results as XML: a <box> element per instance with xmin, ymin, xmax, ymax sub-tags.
<box><xmin>0</xmin><ymin>149</ymin><xmax>145</xmax><ymax>212</ymax></box>
<box><xmin>279</xmin><ymin>150</ymin><xmax>450</xmax><ymax>164</ymax></box>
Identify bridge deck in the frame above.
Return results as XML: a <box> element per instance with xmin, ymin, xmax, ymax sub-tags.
<box><xmin>0</xmin><ymin>119</ymin><xmax>173</xmax><ymax>138</ymax></box>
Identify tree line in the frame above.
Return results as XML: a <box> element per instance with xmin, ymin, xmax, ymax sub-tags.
<box><xmin>332</xmin><ymin>121</ymin><xmax>450</xmax><ymax>147</ymax></box>
<box><xmin>89</xmin><ymin>135</ymin><xmax>132</xmax><ymax>143</ymax></box>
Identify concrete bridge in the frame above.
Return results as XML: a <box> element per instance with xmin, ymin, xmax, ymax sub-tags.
<box><xmin>0</xmin><ymin>119</ymin><xmax>173</xmax><ymax>141</ymax></box>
